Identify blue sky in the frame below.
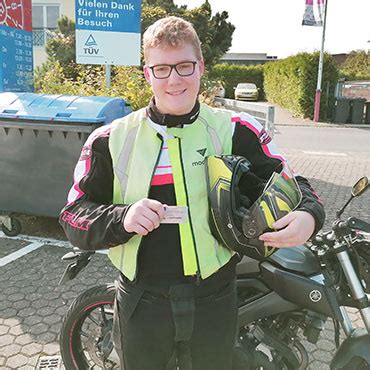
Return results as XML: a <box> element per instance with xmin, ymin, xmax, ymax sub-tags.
<box><xmin>174</xmin><ymin>0</ymin><xmax>370</xmax><ymax>58</ymax></box>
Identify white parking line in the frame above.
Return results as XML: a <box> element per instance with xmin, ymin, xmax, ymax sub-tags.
<box><xmin>0</xmin><ymin>241</ymin><xmax>45</xmax><ymax>267</ymax></box>
<box><xmin>302</xmin><ymin>150</ymin><xmax>347</xmax><ymax>156</ymax></box>
<box><xmin>0</xmin><ymin>232</ymin><xmax>108</xmax><ymax>266</ymax></box>
<box><xmin>0</xmin><ymin>231</ymin><xmax>71</xmax><ymax>247</ymax></box>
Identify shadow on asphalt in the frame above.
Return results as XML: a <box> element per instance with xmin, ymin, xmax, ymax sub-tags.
<box><xmin>13</xmin><ymin>214</ymin><xmax>67</xmax><ymax>240</ymax></box>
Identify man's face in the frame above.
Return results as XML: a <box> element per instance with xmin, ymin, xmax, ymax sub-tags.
<box><xmin>144</xmin><ymin>43</ymin><xmax>204</xmax><ymax>116</ymax></box>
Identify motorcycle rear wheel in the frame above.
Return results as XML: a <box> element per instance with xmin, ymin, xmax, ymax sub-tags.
<box><xmin>59</xmin><ymin>284</ymin><xmax>118</xmax><ymax>369</ymax></box>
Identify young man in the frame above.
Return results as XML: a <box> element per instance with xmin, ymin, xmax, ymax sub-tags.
<box><xmin>60</xmin><ymin>16</ymin><xmax>325</xmax><ymax>370</ymax></box>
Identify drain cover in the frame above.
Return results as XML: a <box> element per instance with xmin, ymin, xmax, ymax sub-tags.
<box><xmin>36</xmin><ymin>356</ymin><xmax>62</xmax><ymax>370</ymax></box>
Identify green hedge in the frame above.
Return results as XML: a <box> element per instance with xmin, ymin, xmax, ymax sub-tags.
<box><xmin>36</xmin><ymin>52</ymin><xmax>340</xmax><ymax>121</ymax></box>
<box><xmin>339</xmin><ymin>70</ymin><xmax>370</xmax><ymax>81</ymax></box>
<box><xmin>209</xmin><ymin>54</ymin><xmax>339</xmax><ymax>121</ymax></box>
<box><xmin>34</xmin><ymin>60</ymin><xmax>153</xmax><ymax>110</ymax></box>
<box><xmin>263</xmin><ymin>52</ymin><xmax>339</xmax><ymax>120</ymax></box>
<box><xmin>339</xmin><ymin>50</ymin><xmax>370</xmax><ymax>81</ymax></box>
<box><xmin>208</xmin><ymin>63</ymin><xmax>264</xmax><ymax>99</ymax></box>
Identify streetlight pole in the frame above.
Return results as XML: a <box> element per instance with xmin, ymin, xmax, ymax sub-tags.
<box><xmin>313</xmin><ymin>0</ymin><xmax>329</xmax><ymax>122</ymax></box>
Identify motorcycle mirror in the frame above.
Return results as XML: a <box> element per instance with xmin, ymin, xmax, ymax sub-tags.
<box><xmin>337</xmin><ymin>177</ymin><xmax>369</xmax><ymax>218</ymax></box>
<box><xmin>351</xmin><ymin>177</ymin><xmax>369</xmax><ymax>197</ymax></box>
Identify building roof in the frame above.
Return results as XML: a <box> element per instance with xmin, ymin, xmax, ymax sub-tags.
<box><xmin>220</xmin><ymin>52</ymin><xmax>277</xmax><ymax>61</ymax></box>
<box><xmin>332</xmin><ymin>53</ymin><xmax>349</xmax><ymax>67</ymax></box>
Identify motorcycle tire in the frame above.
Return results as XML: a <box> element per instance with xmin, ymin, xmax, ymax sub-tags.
<box><xmin>59</xmin><ymin>284</ymin><xmax>117</xmax><ymax>370</ymax></box>
<box><xmin>344</xmin><ymin>359</ymin><xmax>370</xmax><ymax>370</ymax></box>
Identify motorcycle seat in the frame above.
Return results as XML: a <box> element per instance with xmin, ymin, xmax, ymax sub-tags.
<box><xmin>268</xmin><ymin>245</ymin><xmax>321</xmax><ymax>276</ymax></box>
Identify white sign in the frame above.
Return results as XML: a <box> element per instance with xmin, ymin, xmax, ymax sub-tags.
<box><xmin>75</xmin><ymin>0</ymin><xmax>141</xmax><ymax>65</ymax></box>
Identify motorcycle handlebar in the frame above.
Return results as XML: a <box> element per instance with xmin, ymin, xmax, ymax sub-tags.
<box><xmin>312</xmin><ymin>231</ymin><xmax>335</xmax><ymax>247</ymax></box>
<box><xmin>312</xmin><ymin>217</ymin><xmax>370</xmax><ymax>248</ymax></box>
<box><xmin>313</xmin><ymin>215</ymin><xmax>369</xmax><ymax>247</ymax></box>
<box><xmin>332</xmin><ymin>217</ymin><xmax>370</xmax><ymax>237</ymax></box>
<box><xmin>347</xmin><ymin>217</ymin><xmax>370</xmax><ymax>233</ymax></box>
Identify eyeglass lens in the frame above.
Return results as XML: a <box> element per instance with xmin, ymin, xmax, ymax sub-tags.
<box><xmin>152</xmin><ymin>62</ymin><xmax>196</xmax><ymax>79</ymax></box>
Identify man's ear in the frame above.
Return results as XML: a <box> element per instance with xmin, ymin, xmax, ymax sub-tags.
<box><xmin>143</xmin><ymin>66</ymin><xmax>152</xmax><ymax>84</ymax></box>
<box><xmin>198</xmin><ymin>58</ymin><xmax>205</xmax><ymax>77</ymax></box>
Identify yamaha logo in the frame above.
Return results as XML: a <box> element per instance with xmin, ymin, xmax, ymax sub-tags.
<box><xmin>309</xmin><ymin>290</ymin><xmax>322</xmax><ymax>303</ymax></box>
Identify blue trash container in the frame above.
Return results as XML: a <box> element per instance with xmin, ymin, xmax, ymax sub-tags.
<box><xmin>0</xmin><ymin>92</ymin><xmax>132</xmax><ymax>234</ymax></box>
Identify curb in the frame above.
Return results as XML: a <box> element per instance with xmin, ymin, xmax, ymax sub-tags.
<box><xmin>275</xmin><ymin>122</ymin><xmax>370</xmax><ymax>129</ymax></box>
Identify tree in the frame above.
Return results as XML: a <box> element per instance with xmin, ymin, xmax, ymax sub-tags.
<box><xmin>45</xmin><ymin>16</ymin><xmax>79</xmax><ymax>80</ymax></box>
<box><xmin>341</xmin><ymin>50</ymin><xmax>370</xmax><ymax>80</ymax></box>
<box><xmin>143</xmin><ymin>0</ymin><xmax>181</xmax><ymax>12</ymax></box>
<box><xmin>141</xmin><ymin>0</ymin><xmax>235</xmax><ymax>66</ymax></box>
<box><xmin>41</xmin><ymin>1</ymin><xmax>234</xmax><ymax>75</ymax></box>
<box><xmin>35</xmin><ymin>1</ymin><xmax>235</xmax><ymax>108</ymax></box>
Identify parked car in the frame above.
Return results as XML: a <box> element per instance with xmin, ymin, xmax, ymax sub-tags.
<box><xmin>234</xmin><ymin>83</ymin><xmax>259</xmax><ymax>101</ymax></box>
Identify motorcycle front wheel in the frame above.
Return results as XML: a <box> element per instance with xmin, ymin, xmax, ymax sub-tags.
<box><xmin>59</xmin><ymin>284</ymin><xmax>118</xmax><ymax>369</ymax></box>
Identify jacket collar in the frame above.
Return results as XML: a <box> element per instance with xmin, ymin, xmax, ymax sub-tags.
<box><xmin>146</xmin><ymin>97</ymin><xmax>200</xmax><ymax>128</ymax></box>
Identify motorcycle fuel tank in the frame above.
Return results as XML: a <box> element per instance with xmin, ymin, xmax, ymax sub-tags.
<box><xmin>260</xmin><ymin>262</ymin><xmax>342</xmax><ymax>320</ymax></box>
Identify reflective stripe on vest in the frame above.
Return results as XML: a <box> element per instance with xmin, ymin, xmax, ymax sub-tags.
<box><xmin>167</xmin><ymin>137</ymin><xmax>198</xmax><ymax>275</ymax></box>
<box><xmin>114</xmin><ymin>125</ymin><xmax>139</xmax><ymax>202</ymax></box>
<box><xmin>108</xmin><ymin>104</ymin><xmax>235</xmax><ymax>281</ymax></box>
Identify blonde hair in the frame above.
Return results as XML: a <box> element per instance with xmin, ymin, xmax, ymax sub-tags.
<box><xmin>143</xmin><ymin>16</ymin><xmax>203</xmax><ymax>63</ymax></box>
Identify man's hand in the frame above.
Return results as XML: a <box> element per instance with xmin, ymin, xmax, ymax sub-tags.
<box><xmin>123</xmin><ymin>198</ymin><xmax>165</xmax><ymax>236</ymax></box>
<box><xmin>259</xmin><ymin>210</ymin><xmax>315</xmax><ymax>248</ymax></box>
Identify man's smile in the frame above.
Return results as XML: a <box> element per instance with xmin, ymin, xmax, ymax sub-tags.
<box><xmin>167</xmin><ymin>89</ymin><xmax>187</xmax><ymax>96</ymax></box>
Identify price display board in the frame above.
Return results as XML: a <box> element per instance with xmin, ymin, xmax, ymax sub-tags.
<box><xmin>0</xmin><ymin>0</ymin><xmax>33</xmax><ymax>92</ymax></box>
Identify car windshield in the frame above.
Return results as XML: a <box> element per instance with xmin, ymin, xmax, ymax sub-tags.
<box><xmin>237</xmin><ymin>83</ymin><xmax>257</xmax><ymax>89</ymax></box>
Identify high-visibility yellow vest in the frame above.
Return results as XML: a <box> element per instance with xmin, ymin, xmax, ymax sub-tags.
<box><xmin>108</xmin><ymin>103</ymin><xmax>235</xmax><ymax>281</ymax></box>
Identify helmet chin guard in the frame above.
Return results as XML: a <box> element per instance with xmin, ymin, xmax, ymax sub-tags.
<box><xmin>205</xmin><ymin>155</ymin><xmax>302</xmax><ymax>260</ymax></box>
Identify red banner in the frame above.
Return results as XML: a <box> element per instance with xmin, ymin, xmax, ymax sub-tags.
<box><xmin>0</xmin><ymin>0</ymin><xmax>32</xmax><ymax>32</ymax></box>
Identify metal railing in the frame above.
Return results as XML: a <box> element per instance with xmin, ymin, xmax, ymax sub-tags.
<box><xmin>215</xmin><ymin>98</ymin><xmax>275</xmax><ymax>137</ymax></box>
<box><xmin>32</xmin><ymin>28</ymin><xmax>57</xmax><ymax>46</ymax></box>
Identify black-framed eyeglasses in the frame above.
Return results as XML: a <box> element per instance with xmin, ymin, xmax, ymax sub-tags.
<box><xmin>148</xmin><ymin>61</ymin><xmax>197</xmax><ymax>79</ymax></box>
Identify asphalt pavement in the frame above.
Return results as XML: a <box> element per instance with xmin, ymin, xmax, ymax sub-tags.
<box><xmin>0</xmin><ymin>106</ymin><xmax>369</xmax><ymax>369</ymax></box>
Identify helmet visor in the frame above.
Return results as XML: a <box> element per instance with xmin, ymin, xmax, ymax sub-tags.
<box><xmin>242</xmin><ymin>163</ymin><xmax>302</xmax><ymax>239</ymax></box>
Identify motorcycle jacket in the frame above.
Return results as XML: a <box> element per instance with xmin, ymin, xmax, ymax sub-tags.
<box><xmin>59</xmin><ymin>101</ymin><xmax>325</xmax><ymax>284</ymax></box>
<box><xmin>109</xmin><ymin>104</ymin><xmax>236</xmax><ymax>281</ymax></box>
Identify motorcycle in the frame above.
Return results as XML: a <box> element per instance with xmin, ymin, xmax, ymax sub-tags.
<box><xmin>59</xmin><ymin>177</ymin><xmax>370</xmax><ymax>370</ymax></box>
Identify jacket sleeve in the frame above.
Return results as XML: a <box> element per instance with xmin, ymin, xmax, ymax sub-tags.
<box><xmin>231</xmin><ymin>113</ymin><xmax>325</xmax><ymax>236</ymax></box>
<box><xmin>59</xmin><ymin>126</ymin><xmax>134</xmax><ymax>250</ymax></box>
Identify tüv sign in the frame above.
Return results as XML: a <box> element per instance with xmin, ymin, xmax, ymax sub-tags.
<box><xmin>75</xmin><ymin>0</ymin><xmax>141</xmax><ymax>66</ymax></box>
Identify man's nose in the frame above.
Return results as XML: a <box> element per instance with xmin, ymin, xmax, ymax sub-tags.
<box><xmin>167</xmin><ymin>67</ymin><xmax>182</xmax><ymax>82</ymax></box>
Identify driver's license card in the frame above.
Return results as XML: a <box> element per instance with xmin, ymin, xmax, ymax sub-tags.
<box><xmin>161</xmin><ymin>206</ymin><xmax>188</xmax><ymax>224</ymax></box>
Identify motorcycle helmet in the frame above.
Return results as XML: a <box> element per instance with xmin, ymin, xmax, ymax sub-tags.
<box><xmin>205</xmin><ymin>155</ymin><xmax>302</xmax><ymax>260</ymax></box>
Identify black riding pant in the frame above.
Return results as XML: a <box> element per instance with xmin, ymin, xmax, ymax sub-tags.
<box><xmin>114</xmin><ymin>275</ymin><xmax>237</xmax><ymax>370</ymax></box>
